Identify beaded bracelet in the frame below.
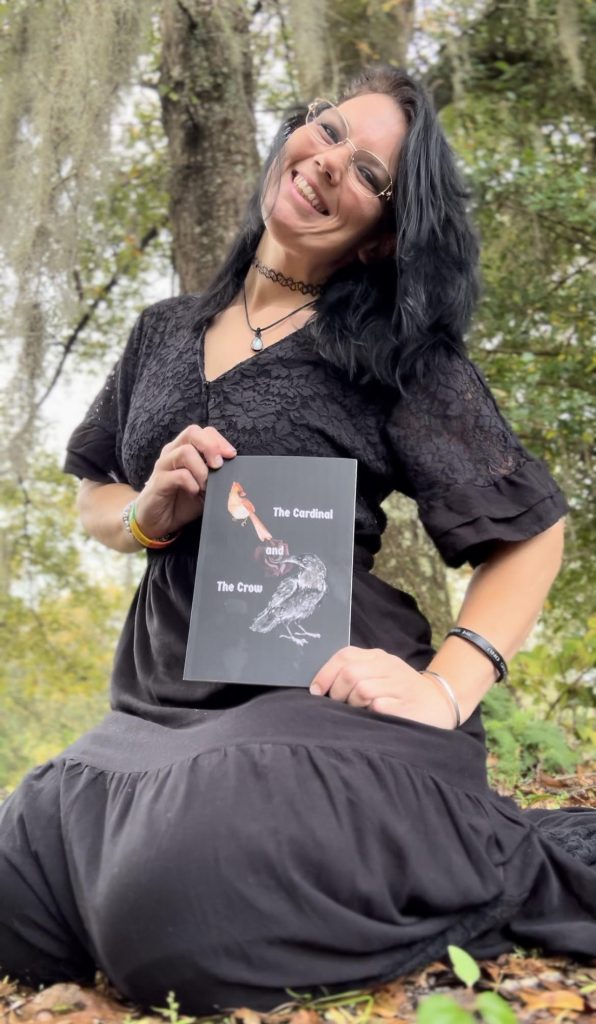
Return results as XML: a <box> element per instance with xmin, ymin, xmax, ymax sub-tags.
<box><xmin>446</xmin><ymin>626</ymin><xmax>508</xmax><ymax>681</ymax></box>
<box><xmin>122</xmin><ymin>501</ymin><xmax>180</xmax><ymax>550</ymax></box>
<box><xmin>419</xmin><ymin>669</ymin><xmax>461</xmax><ymax>728</ymax></box>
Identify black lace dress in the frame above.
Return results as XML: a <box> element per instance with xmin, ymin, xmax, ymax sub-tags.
<box><xmin>0</xmin><ymin>295</ymin><xmax>594</xmax><ymax>1013</ymax></box>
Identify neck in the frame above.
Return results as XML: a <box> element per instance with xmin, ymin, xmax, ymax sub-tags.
<box><xmin>243</xmin><ymin>232</ymin><xmax>326</xmax><ymax>313</ymax></box>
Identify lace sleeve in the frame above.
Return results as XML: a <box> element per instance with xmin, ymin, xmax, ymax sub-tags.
<box><xmin>62</xmin><ymin>309</ymin><xmax>146</xmax><ymax>485</ymax></box>
<box><xmin>384</xmin><ymin>354</ymin><xmax>569</xmax><ymax>568</ymax></box>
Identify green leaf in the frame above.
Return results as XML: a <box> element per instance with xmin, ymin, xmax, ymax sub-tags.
<box><xmin>448</xmin><ymin>945</ymin><xmax>481</xmax><ymax>988</ymax></box>
<box><xmin>416</xmin><ymin>994</ymin><xmax>476</xmax><ymax>1023</ymax></box>
<box><xmin>476</xmin><ymin>991</ymin><xmax>520</xmax><ymax>1024</ymax></box>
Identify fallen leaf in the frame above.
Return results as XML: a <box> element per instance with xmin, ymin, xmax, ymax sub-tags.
<box><xmin>537</xmin><ymin>773</ymin><xmax>569</xmax><ymax>789</ymax></box>
<box><xmin>480</xmin><ymin>963</ymin><xmax>503</xmax><ymax>983</ymax></box>
<box><xmin>6</xmin><ymin>984</ymin><xmax>129</xmax><ymax>1024</ymax></box>
<box><xmin>287</xmin><ymin>1011</ymin><xmax>321</xmax><ymax>1024</ymax></box>
<box><xmin>517</xmin><ymin>989</ymin><xmax>585</xmax><ymax>1011</ymax></box>
<box><xmin>233</xmin><ymin>1009</ymin><xmax>265</xmax><ymax>1024</ymax></box>
<box><xmin>369</xmin><ymin>987</ymin><xmax>409</xmax><ymax>1018</ymax></box>
<box><xmin>323</xmin><ymin>1008</ymin><xmax>350</xmax><ymax>1024</ymax></box>
<box><xmin>0</xmin><ymin>977</ymin><xmax>19</xmax><ymax>999</ymax></box>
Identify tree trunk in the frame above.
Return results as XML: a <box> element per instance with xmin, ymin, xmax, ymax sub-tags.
<box><xmin>160</xmin><ymin>0</ymin><xmax>260</xmax><ymax>293</ymax></box>
<box><xmin>287</xmin><ymin>0</ymin><xmax>452</xmax><ymax>633</ymax></box>
<box><xmin>287</xmin><ymin>0</ymin><xmax>417</xmax><ymax>97</ymax></box>
<box><xmin>378</xmin><ymin>494</ymin><xmax>455</xmax><ymax>643</ymax></box>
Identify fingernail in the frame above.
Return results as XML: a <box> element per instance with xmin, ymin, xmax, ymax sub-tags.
<box><xmin>213</xmin><ymin>455</ymin><xmax>224</xmax><ymax>468</ymax></box>
<box><xmin>309</xmin><ymin>683</ymin><xmax>323</xmax><ymax>696</ymax></box>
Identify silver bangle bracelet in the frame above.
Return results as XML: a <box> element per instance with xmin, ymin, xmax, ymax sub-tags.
<box><xmin>419</xmin><ymin>669</ymin><xmax>461</xmax><ymax>728</ymax></box>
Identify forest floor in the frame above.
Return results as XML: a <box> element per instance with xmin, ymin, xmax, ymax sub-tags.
<box><xmin>1</xmin><ymin>768</ymin><xmax>594</xmax><ymax>1024</ymax></box>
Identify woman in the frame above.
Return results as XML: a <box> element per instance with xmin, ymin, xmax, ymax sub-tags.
<box><xmin>1</xmin><ymin>66</ymin><xmax>594</xmax><ymax>1013</ymax></box>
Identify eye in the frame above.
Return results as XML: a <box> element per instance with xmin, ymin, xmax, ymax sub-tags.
<box><xmin>316</xmin><ymin>118</ymin><xmax>340</xmax><ymax>144</ymax></box>
<box><xmin>355</xmin><ymin>162</ymin><xmax>380</xmax><ymax>192</ymax></box>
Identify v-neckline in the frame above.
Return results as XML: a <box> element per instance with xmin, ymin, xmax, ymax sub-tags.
<box><xmin>197</xmin><ymin>322</ymin><xmax>306</xmax><ymax>385</ymax></box>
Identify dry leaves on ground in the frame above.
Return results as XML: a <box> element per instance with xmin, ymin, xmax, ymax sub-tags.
<box><xmin>2</xmin><ymin>953</ymin><xmax>595</xmax><ymax>1024</ymax></box>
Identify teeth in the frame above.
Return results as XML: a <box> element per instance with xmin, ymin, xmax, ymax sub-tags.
<box><xmin>294</xmin><ymin>173</ymin><xmax>325</xmax><ymax>213</ymax></box>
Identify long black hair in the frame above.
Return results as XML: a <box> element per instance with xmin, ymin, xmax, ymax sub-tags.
<box><xmin>197</xmin><ymin>65</ymin><xmax>480</xmax><ymax>393</ymax></box>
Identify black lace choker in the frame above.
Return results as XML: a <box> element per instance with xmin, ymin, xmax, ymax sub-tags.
<box><xmin>252</xmin><ymin>257</ymin><xmax>323</xmax><ymax>298</ymax></box>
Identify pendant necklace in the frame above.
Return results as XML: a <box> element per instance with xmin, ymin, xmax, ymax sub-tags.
<box><xmin>242</xmin><ymin>283</ymin><xmax>315</xmax><ymax>353</ymax></box>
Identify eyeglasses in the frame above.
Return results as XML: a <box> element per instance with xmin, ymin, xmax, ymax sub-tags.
<box><xmin>305</xmin><ymin>98</ymin><xmax>393</xmax><ymax>202</ymax></box>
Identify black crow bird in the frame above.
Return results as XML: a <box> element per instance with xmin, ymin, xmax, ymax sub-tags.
<box><xmin>249</xmin><ymin>554</ymin><xmax>327</xmax><ymax>646</ymax></box>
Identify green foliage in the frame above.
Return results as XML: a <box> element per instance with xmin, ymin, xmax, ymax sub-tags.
<box><xmin>152</xmin><ymin>991</ymin><xmax>196</xmax><ymax>1024</ymax></box>
<box><xmin>417</xmin><ymin>995</ymin><xmax>475</xmax><ymax>1023</ymax></box>
<box><xmin>416</xmin><ymin>947</ymin><xmax>520</xmax><ymax>1022</ymax></box>
<box><xmin>435</xmin><ymin>0</ymin><xmax>595</xmax><ymax>737</ymax></box>
<box><xmin>448</xmin><ymin>945</ymin><xmax>481</xmax><ymax>988</ymax></box>
<box><xmin>0</xmin><ymin>451</ymin><xmax>140</xmax><ymax>789</ymax></box>
<box><xmin>475</xmin><ymin>991</ymin><xmax>519</xmax><ymax>1024</ymax></box>
<box><xmin>482</xmin><ymin>686</ymin><xmax>580</xmax><ymax>786</ymax></box>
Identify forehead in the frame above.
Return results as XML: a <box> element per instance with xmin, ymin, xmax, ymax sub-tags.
<box><xmin>336</xmin><ymin>92</ymin><xmax>407</xmax><ymax>165</ymax></box>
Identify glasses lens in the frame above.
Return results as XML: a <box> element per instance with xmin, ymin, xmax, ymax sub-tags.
<box><xmin>305</xmin><ymin>99</ymin><xmax>392</xmax><ymax>200</ymax></box>
<box><xmin>305</xmin><ymin>100</ymin><xmax>347</xmax><ymax>146</ymax></box>
<box><xmin>349</xmin><ymin>152</ymin><xmax>392</xmax><ymax>199</ymax></box>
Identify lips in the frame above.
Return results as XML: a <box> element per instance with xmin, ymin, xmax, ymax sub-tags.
<box><xmin>291</xmin><ymin>171</ymin><xmax>329</xmax><ymax>215</ymax></box>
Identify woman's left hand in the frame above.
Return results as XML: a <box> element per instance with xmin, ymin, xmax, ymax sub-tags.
<box><xmin>309</xmin><ymin>646</ymin><xmax>457</xmax><ymax>729</ymax></box>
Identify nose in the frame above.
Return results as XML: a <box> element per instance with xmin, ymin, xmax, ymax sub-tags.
<box><xmin>314</xmin><ymin>139</ymin><xmax>353</xmax><ymax>185</ymax></box>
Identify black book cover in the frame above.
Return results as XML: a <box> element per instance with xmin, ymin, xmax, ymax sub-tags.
<box><xmin>184</xmin><ymin>455</ymin><xmax>357</xmax><ymax>687</ymax></box>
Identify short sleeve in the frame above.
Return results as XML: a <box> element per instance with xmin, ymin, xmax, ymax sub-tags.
<box><xmin>63</xmin><ymin>309</ymin><xmax>145</xmax><ymax>485</ymax></box>
<box><xmin>384</xmin><ymin>354</ymin><xmax>569</xmax><ymax>569</ymax></box>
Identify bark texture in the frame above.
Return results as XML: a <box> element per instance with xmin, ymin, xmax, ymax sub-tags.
<box><xmin>160</xmin><ymin>0</ymin><xmax>260</xmax><ymax>293</ymax></box>
<box><xmin>377</xmin><ymin>494</ymin><xmax>454</xmax><ymax>642</ymax></box>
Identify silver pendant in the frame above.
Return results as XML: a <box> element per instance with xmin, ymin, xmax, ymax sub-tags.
<box><xmin>251</xmin><ymin>331</ymin><xmax>263</xmax><ymax>352</ymax></box>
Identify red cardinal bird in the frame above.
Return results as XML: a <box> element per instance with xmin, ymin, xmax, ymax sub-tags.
<box><xmin>227</xmin><ymin>482</ymin><xmax>273</xmax><ymax>541</ymax></box>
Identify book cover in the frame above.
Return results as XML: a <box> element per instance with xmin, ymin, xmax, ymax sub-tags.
<box><xmin>184</xmin><ymin>455</ymin><xmax>357</xmax><ymax>687</ymax></box>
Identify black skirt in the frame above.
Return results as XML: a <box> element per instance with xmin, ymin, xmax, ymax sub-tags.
<box><xmin>1</xmin><ymin>683</ymin><xmax>595</xmax><ymax>1015</ymax></box>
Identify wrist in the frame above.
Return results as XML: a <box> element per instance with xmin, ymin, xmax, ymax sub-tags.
<box><xmin>123</xmin><ymin>499</ymin><xmax>180</xmax><ymax>550</ymax></box>
<box><xmin>121</xmin><ymin>500</ymin><xmax>144</xmax><ymax>551</ymax></box>
<box><xmin>419</xmin><ymin>669</ymin><xmax>461</xmax><ymax>728</ymax></box>
<box><xmin>426</xmin><ymin>636</ymin><xmax>496</xmax><ymax>721</ymax></box>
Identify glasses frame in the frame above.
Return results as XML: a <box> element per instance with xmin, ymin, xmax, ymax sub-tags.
<box><xmin>305</xmin><ymin>98</ymin><xmax>394</xmax><ymax>203</ymax></box>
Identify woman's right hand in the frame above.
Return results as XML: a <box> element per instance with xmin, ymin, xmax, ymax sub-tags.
<box><xmin>134</xmin><ymin>425</ymin><xmax>237</xmax><ymax>540</ymax></box>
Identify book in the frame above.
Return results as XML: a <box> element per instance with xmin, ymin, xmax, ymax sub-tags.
<box><xmin>184</xmin><ymin>455</ymin><xmax>357</xmax><ymax>687</ymax></box>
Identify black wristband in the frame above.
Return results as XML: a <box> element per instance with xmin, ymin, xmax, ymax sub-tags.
<box><xmin>446</xmin><ymin>627</ymin><xmax>508</xmax><ymax>681</ymax></box>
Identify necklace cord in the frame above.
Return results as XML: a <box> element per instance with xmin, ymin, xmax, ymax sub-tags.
<box><xmin>242</xmin><ymin>284</ymin><xmax>314</xmax><ymax>337</ymax></box>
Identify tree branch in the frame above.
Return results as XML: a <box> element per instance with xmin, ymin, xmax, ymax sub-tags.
<box><xmin>30</xmin><ymin>224</ymin><xmax>163</xmax><ymax>417</ymax></box>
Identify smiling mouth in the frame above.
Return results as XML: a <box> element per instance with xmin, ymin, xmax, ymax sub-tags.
<box><xmin>291</xmin><ymin>171</ymin><xmax>329</xmax><ymax>215</ymax></box>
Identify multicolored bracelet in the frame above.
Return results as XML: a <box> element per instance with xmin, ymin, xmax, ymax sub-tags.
<box><xmin>122</xmin><ymin>500</ymin><xmax>180</xmax><ymax>550</ymax></box>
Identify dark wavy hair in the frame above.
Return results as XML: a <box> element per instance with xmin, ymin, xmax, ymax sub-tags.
<box><xmin>197</xmin><ymin>65</ymin><xmax>480</xmax><ymax>392</ymax></box>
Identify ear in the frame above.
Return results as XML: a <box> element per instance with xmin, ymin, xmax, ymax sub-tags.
<box><xmin>357</xmin><ymin>232</ymin><xmax>396</xmax><ymax>264</ymax></box>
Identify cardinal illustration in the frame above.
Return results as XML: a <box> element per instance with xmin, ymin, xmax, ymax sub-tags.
<box><xmin>250</xmin><ymin>554</ymin><xmax>327</xmax><ymax>646</ymax></box>
<box><xmin>227</xmin><ymin>481</ymin><xmax>273</xmax><ymax>542</ymax></box>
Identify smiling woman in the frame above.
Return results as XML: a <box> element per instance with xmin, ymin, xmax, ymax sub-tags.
<box><xmin>0</xmin><ymin>64</ymin><xmax>594</xmax><ymax>1015</ymax></box>
<box><xmin>261</xmin><ymin>91</ymin><xmax>406</xmax><ymax>276</ymax></box>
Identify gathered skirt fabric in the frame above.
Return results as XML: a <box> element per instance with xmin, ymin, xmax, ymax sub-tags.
<box><xmin>1</xmin><ymin>688</ymin><xmax>595</xmax><ymax>1014</ymax></box>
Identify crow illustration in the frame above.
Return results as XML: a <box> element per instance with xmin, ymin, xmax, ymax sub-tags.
<box><xmin>249</xmin><ymin>554</ymin><xmax>327</xmax><ymax>646</ymax></box>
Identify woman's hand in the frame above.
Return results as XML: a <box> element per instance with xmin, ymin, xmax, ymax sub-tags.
<box><xmin>134</xmin><ymin>425</ymin><xmax>237</xmax><ymax>540</ymax></box>
<box><xmin>309</xmin><ymin>646</ymin><xmax>457</xmax><ymax>729</ymax></box>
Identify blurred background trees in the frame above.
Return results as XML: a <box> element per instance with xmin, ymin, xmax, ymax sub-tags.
<box><xmin>0</xmin><ymin>0</ymin><xmax>593</xmax><ymax>788</ymax></box>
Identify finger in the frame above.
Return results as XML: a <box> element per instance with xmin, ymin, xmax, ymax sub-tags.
<box><xmin>331</xmin><ymin>674</ymin><xmax>401</xmax><ymax>708</ymax></box>
<box><xmin>165</xmin><ymin>443</ymin><xmax>210</xmax><ymax>489</ymax></box>
<box><xmin>164</xmin><ymin>425</ymin><xmax>237</xmax><ymax>468</ymax></box>
<box><xmin>309</xmin><ymin>646</ymin><xmax>361</xmax><ymax>695</ymax></box>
